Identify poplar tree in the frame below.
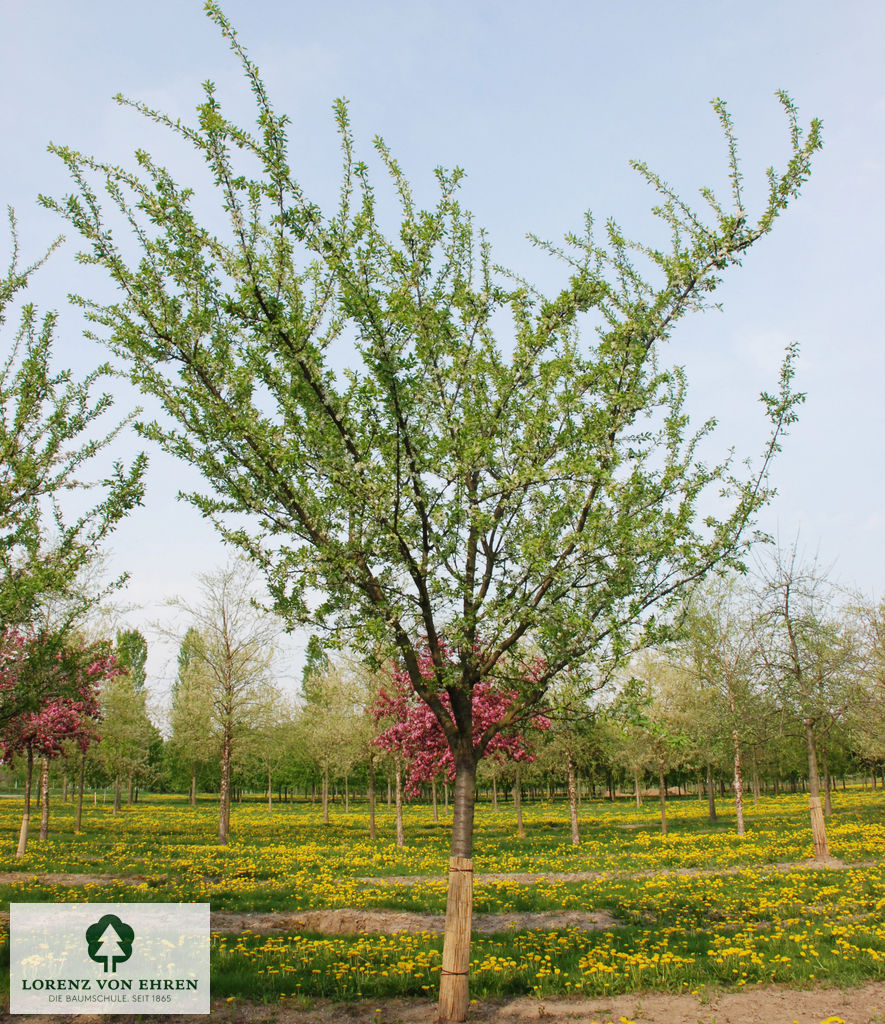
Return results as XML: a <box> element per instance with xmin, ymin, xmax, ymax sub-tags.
<box><xmin>44</xmin><ymin>6</ymin><xmax>821</xmax><ymax>1016</ymax></box>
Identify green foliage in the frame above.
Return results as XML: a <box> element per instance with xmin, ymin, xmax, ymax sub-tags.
<box><xmin>114</xmin><ymin>628</ymin><xmax>147</xmax><ymax>691</ymax></box>
<box><xmin>42</xmin><ymin>6</ymin><xmax>821</xmax><ymax>756</ymax></box>
<box><xmin>0</xmin><ymin>210</ymin><xmax>146</xmax><ymax>632</ymax></box>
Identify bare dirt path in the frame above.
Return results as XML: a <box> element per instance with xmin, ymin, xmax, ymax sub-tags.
<box><xmin>4</xmin><ymin>983</ymin><xmax>885</xmax><ymax>1024</ymax></box>
<box><xmin>209</xmin><ymin>908</ymin><xmax>618</xmax><ymax>935</ymax></box>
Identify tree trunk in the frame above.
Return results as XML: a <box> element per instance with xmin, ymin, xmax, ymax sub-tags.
<box><xmin>438</xmin><ymin>759</ymin><xmax>475</xmax><ymax>1023</ymax></box>
<box><xmin>189</xmin><ymin>770</ymin><xmax>196</xmax><ymax>807</ymax></box>
<box><xmin>823</xmin><ymin>751</ymin><xmax>832</xmax><ymax>817</ymax></box>
<box><xmin>395</xmin><ymin>763</ymin><xmax>404</xmax><ymax>848</ymax></box>
<box><xmin>513</xmin><ymin>765</ymin><xmax>525</xmax><ymax>838</ymax></box>
<box><xmin>805</xmin><ymin>721</ymin><xmax>829</xmax><ymax>858</ymax></box>
<box><xmin>113</xmin><ymin>773</ymin><xmax>122</xmax><ymax>814</ymax></box>
<box><xmin>61</xmin><ymin>773</ymin><xmax>68</xmax><ymax>803</ymax></box>
<box><xmin>127</xmin><ymin>775</ymin><xmax>134</xmax><ymax>805</ymax></box>
<box><xmin>387</xmin><ymin>777</ymin><xmax>392</xmax><ymax>808</ymax></box>
<box><xmin>491</xmin><ymin>775</ymin><xmax>498</xmax><ymax>811</ymax></box>
<box><xmin>345</xmin><ymin>774</ymin><xmax>350</xmax><ymax>814</ymax></box>
<box><xmin>16</xmin><ymin>746</ymin><xmax>34</xmax><ymax>859</ymax></box>
<box><xmin>267</xmin><ymin>766</ymin><xmax>273</xmax><ymax>812</ymax></box>
<box><xmin>732</xmin><ymin>729</ymin><xmax>745</xmax><ymax>838</ymax></box>
<box><xmin>322</xmin><ymin>766</ymin><xmax>330</xmax><ymax>824</ymax></box>
<box><xmin>658</xmin><ymin>769</ymin><xmax>667</xmax><ymax>836</ymax></box>
<box><xmin>39</xmin><ymin>757</ymin><xmax>50</xmax><ymax>840</ymax></box>
<box><xmin>707</xmin><ymin>761</ymin><xmax>717</xmax><ymax>822</ymax></box>
<box><xmin>75</xmin><ymin>754</ymin><xmax>86</xmax><ymax>834</ymax></box>
<box><xmin>218</xmin><ymin>723</ymin><xmax>232</xmax><ymax>844</ymax></box>
<box><xmin>368</xmin><ymin>761</ymin><xmax>377</xmax><ymax>841</ymax></box>
<box><xmin>444</xmin><ymin>782</ymin><xmax>449</xmax><ymax>810</ymax></box>
<box><xmin>567</xmin><ymin>757</ymin><xmax>580</xmax><ymax>846</ymax></box>
<box><xmin>634</xmin><ymin>769</ymin><xmax>642</xmax><ymax>808</ymax></box>
<box><xmin>751</xmin><ymin>748</ymin><xmax>761</xmax><ymax>807</ymax></box>
<box><xmin>432</xmin><ymin>776</ymin><xmax>439</xmax><ymax>823</ymax></box>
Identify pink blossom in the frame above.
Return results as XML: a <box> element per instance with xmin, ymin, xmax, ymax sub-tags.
<box><xmin>372</xmin><ymin>647</ymin><xmax>550</xmax><ymax>796</ymax></box>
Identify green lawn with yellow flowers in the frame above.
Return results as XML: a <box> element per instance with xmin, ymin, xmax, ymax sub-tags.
<box><xmin>1</xmin><ymin>786</ymin><xmax>884</xmax><ymax>1010</ymax></box>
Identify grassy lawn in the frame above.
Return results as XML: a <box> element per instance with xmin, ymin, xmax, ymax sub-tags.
<box><xmin>1</xmin><ymin>787</ymin><xmax>884</xmax><ymax>1003</ymax></box>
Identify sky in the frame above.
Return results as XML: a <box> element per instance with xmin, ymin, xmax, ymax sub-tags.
<box><xmin>2</xmin><ymin>0</ymin><xmax>883</xmax><ymax>710</ymax></box>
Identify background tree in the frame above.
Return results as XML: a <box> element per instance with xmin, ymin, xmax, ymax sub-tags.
<box><xmin>93</xmin><ymin>663</ymin><xmax>157</xmax><ymax>812</ymax></box>
<box><xmin>114</xmin><ymin>629</ymin><xmax>147</xmax><ymax>692</ymax></box>
<box><xmin>45</xmin><ymin>7</ymin><xmax>821</xmax><ymax>1014</ymax></box>
<box><xmin>166</xmin><ymin>627</ymin><xmax>216</xmax><ymax>804</ymax></box>
<box><xmin>0</xmin><ymin>631</ymin><xmax>109</xmax><ymax>855</ymax></box>
<box><xmin>755</xmin><ymin>544</ymin><xmax>863</xmax><ymax>858</ymax></box>
<box><xmin>170</xmin><ymin>560</ymin><xmax>280</xmax><ymax>843</ymax></box>
<box><xmin>678</xmin><ymin>575</ymin><xmax>761</xmax><ymax>836</ymax></box>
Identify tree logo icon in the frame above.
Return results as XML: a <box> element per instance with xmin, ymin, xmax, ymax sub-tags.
<box><xmin>85</xmin><ymin>914</ymin><xmax>135</xmax><ymax>973</ymax></box>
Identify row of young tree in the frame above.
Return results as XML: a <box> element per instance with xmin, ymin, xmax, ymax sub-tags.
<box><xmin>10</xmin><ymin>548</ymin><xmax>884</xmax><ymax>877</ymax></box>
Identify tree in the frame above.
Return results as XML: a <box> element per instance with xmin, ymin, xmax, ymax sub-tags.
<box><xmin>93</xmin><ymin>664</ymin><xmax>157</xmax><ymax>812</ymax></box>
<box><xmin>169</xmin><ymin>560</ymin><xmax>280</xmax><ymax>843</ymax></box>
<box><xmin>0</xmin><ymin>630</ymin><xmax>110</xmax><ymax>856</ymax></box>
<box><xmin>166</xmin><ymin>627</ymin><xmax>216</xmax><ymax>804</ymax></box>
<box><xmin>0</xmin><ymin>211</ymin><xmax>146</xmax><ymax>643</ymax></box>
<box><xmin>755</xmin><ymin>545</ymin><xmax>862</xmax><ymax>859</ymax></box>
<box><xmin>45</xmin><ymin>9</ymin><xmax>821</xmax><ymax>1014</ymax></box>
<box><xmin>678</xmin><ymin>575</ymin><xmax>761</xmax><ymax>836</ymax></box>
<box><xmin>114</xmin><ymin>629</ymin><xmax>147</xmax><ymax>692</ymax></box>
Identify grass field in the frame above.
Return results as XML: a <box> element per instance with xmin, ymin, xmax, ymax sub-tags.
<box><xmin>1</xmin><ymin>786</ymin><xmax>884</xmax><ymax>1016</ymax></box>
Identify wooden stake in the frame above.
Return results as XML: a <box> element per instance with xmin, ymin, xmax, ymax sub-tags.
<box><xmin>809</xmin><ymin>795</ymin><xmax>829</xmax><ymax>859</ymax></box>
<box><xmin>438</xmin><ymin>855</ymin><xmax>473</xmax><ymax>1022</ymax></box>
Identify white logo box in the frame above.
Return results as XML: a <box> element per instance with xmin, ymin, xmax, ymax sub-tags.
<box><xmin>10</xmin><ymin>902</ymin><xmax>210</xmax><ymax>1015</ymax></box>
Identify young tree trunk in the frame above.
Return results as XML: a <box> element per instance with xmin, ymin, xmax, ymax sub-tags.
<box><xmin>61</xmin><ymin>773</ymin><xmax>68</xmax><ymax>803</ymax></box>
<box><xmin>345</xmin><ymin>774</ymin><xmax>350</xmax><ymax>814</ymax></box>
<box><xmin>823</xmin><ymin>751</ymin><xmax>832</xmax><ymax>817</ymax></box>
<box><xmin>805</xmin><ymin>721</ymin><xmax>829</xmax><ymax>858</ymax></box>
<box><xmin>513</xmin><ymin>765</ymin><xmax>525</xmax><ymax>838</ymax></box>
<box><xmin>634</xmin><ymin>769</ymin><xmax>642</xmax><ymax>808</ymax></box>
<box><xmin>368</xmin><ymin>760</ymin><xmax>377</xmax><ymax>841</ymax></box>
<box><xmin>218</xmin><ymin>722</ymin><xmax>232</xmax><ymax>844</ymax></box>
<box><xmin>267</xmin><ymin>766</ymin><xmax>273</xmax><ymax>811</ymax></box>
<box><xmin>127</xmin><ymin>775</ymin><xmax>134</xmax><ymax>805</ymax></box>
<box><xmin>732</xmin><ymin>730</ymin><xmax>746</xmax><ymax>837</ymax></box>
<box><xmin>491</xmin><ymin>775</ymin><xmax>498</xmax><ymax>811</ymax></box>
<box><xmin>75</xmin><ymin>754</ymin><xmax>86</xmax><ymax>834</ymax></box>
<box><xmin>438</xmin><ymin>757</ymin><xmax>476</xmax><ymax>1023</ymax></box>
<box><xmin>39</xmin><ymin>757</ymin><xmax>50</xmax><ymax>840</ymax></box>
<box><xmin>567</xmin><ymin>757</ymin><xmax>580</xmax><ymax>846</ymax></box>
<box><xmin>395</xmin><ymin>763</ymin><xmax>404</xmax><ymax>848</ymax></box>
<box><xmin>751</xmin><ymin>748</ymin><xmax>761</xmax><ymax>807</ymax></box>
<box><xmin>432</xmin><ymin>776</ymin><xmax>439</xmax><ymax>823</ymax></box>
<box><xmin>387</xmin><ymin>776</ymin><xmax>392</xmax><ymax>808</ymax></box>
<box><xmin>658</xmin><ymin>769</ymin><xmax>667</xmax><ymax>836</ymax></box>
<box><xmin>16</xmin><ymin>746</ymin><xmax>34</xmax><ymax>859</ymax></box>
<box><xmin>113</xmin><ymin>773</ymin><xmax>122</xmax><ymax>814</ymax></box>
<box><xmin>707</xmin><ymin>761</ymin><xmax>717</xmax><ymax>822</ymax></box>
<box><xmin>322</xmin><ymin>766</ymin><xmax>330</xmax><ymax>824</ymax></box>
<box><xmin>189</xmin><ymin>770</ymin><xmax>196</xmax><ymax>807</ymax></box>
<box><xmin>444</xmin><ymin>782</ymin><xmax>449</xmax><ymax>810</ymax></box>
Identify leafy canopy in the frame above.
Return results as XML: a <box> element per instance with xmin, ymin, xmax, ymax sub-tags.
<box><xmin>43</xmin><ymin>3</ymin><xmax>820</xmax><ymax>759</ymax></box>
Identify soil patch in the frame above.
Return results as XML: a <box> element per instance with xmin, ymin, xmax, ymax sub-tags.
<box><xmin>210</xmin><ymin>908</ymin><xmax>618</xmax><ymax>935</ymax></box>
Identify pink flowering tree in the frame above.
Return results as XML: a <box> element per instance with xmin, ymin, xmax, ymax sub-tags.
<box><xmin>373</xmin><ymin>652</ymin><xmax>549</xmax><ymax>797</ymax></box>
<box><xmin>372</xmin><ymin>647</ymin><xmax>550</xmax><ymax>844</ymax></box>
<box><xmin>0</xmin><ymin>629</ymin><xmax>113</xmax><ymax>857</ymax></box>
